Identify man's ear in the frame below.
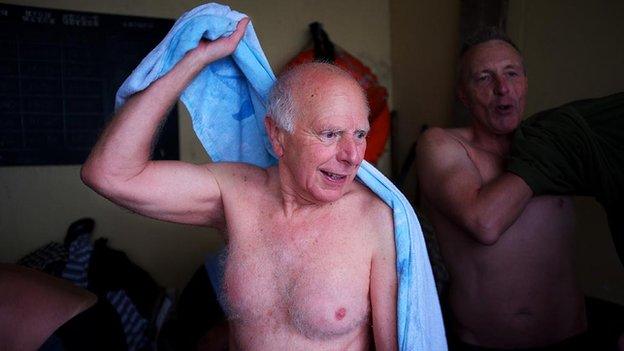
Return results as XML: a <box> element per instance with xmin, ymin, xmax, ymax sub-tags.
<box><xmin>264</xmin><ymin>116</ymin><xmax>285</xmax><ymax>158</ymax></box>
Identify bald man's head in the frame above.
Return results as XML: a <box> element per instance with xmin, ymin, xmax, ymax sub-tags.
<box><xmin>267</xmin><ymin>62</ymin><xmax>369</xmax><ymax>133</ymax></box>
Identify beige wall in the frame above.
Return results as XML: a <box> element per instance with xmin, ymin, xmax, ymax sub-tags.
<box><xmin>508</xmin><ymin>0</ymin><xmax>624</xmax><ymax>304</ymax></box>
<box><xmin>0</xmin><ymin>0</ymin><xmax>392</xmax><ymax>289</ymax></box>
<box><xmin>389</xmin><ymin>0</ymin><xmax>460</xmax><ymax>199</ymax></box>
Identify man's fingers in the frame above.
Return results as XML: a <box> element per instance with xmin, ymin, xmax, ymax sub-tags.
<box><xmin>214</xmin><ymin>17</ymin><xmax>250</xmax><ymax>54</ymax></box>
<box><xmin>232</xmin><ymin>17</ymin><xmax>250</xmax><ymax>41</ymax></box>
<box><xmin>193</xmin><ymin>17</ymin><xmax>250</xmax><ymax>64</ymax></box>
<box><xmin>221</xmin><ymin>17</ymin><xmax>249</xmax><ymax>48</ymax></box>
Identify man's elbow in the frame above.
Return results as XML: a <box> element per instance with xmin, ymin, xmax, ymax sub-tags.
<box><xmin>80</xmin><ymin>161</ymin><xmax>106</xmax><ymax>193</ymax></box>
<box><xmin>80</xmin><ymin>158</ymin><xmax>97</xmax><ymax>187</ymax></box>
<box><xmin>80</xmin><ymin>159</ymin><xmax>119</xmax><ymax>196</ymax></box>
<box><xmin>471</xmin><ymin>218</ymin><xmax>504</xmax><ymax>245</ymax></box>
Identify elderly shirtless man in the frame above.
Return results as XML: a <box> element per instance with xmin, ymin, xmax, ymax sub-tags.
<box><xmin>416</xmin><ymin>29</ymin><xmax>586</xmax><ymax>350</ymax></box>
<box><xmin>81</xmin><ymin>18</ymin><xmax>397</xmax><ymax>350</ymax></box>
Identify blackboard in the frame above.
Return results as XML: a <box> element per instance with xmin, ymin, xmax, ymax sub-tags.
<box><xmin>0</xmin><ymin>3</ymin><xmax>179</xmax><ymax>166</ymax></box>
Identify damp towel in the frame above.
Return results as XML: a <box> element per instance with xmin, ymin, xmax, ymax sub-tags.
<box><xmin>115</xmin><ymin>3</ymin><xmax>446</xmax><ymax>350</ymax></box>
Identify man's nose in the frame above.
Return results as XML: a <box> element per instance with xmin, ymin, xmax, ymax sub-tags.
<box><xmin>337</xmin><ymin>136</ymin><xmax>361</xmax><ymax>166</ymax></box>
<box><xmin>494</xmin><ymin>76</ymin><xmax>510</xmax><ymax>95</ymax></box>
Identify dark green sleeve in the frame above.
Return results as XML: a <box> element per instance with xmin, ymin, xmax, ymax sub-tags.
<box><xmin>507</xmin><ymin>107</ymin><xmax>585</xmax><ymax>196</ymax></box>
<box><xmin>507</xmin><ymin>92</ymin><xmax>624</xmax><ymax>203</ymax></box>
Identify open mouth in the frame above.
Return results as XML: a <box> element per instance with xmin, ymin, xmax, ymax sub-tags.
<box><xmin>320</xmin><ymin>170</ymin><xmax>347</xmax><ymax>181</ymax></box>
<box><xmin>495</xmin><ymin>104</ymin><xmax>514</xmax><ymax>114</ymax></box>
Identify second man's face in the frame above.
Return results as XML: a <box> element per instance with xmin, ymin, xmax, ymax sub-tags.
<box><xmin>459</xmin><ymin>40</ymin><xmax>528</xmax><ymax>135</ymax></box>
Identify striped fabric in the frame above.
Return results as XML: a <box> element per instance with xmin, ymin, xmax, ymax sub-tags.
<box><xmin>107</xmin><ymin>290</ymin><xmax>149</xmax><ymax>351</ymax></box>
<box><xmin>18</xmin><ymin>242</ymin><xmax>67</xmax><ymax>270</ymax></box>
<box><xmin>21</xmin><ymin>231</ymin><xmax>153</xmax><ymax>350</ymax></box>
<box><xmin>61</xmin><ymin>233</ymin><xmax>93</xmax><ymax>288</ymax></box>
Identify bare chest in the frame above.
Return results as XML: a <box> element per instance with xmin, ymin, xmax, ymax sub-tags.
<box><xmin>221</xmin><ymin>218</ymin><xmax>372</xmax><ymax>341</ymax></box>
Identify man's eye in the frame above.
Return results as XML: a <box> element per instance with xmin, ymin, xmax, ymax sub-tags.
<box><xmin>355</xmin><ymin>131</ymin><xmax>367</xmax><ymax>140</ymax></box>
<box><xmin>507</xmin><ymin>71</ymin><xmax>519</xmax><ymax>77</ymax></box>
<box><xmin>321</xmin><ymin>131</ymin><xmax>337</xmax><ymax>139</ymax></box>
<box><xmin>476</xmin><ymin>75</ymin><xmax>489</xmax><ymax>82</ymax></box>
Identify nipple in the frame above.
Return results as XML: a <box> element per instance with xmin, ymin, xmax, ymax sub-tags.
<box><xmin>335</xmin><ymin>307</ymin><xmax>347</xmax><ymax>320</ymax></box>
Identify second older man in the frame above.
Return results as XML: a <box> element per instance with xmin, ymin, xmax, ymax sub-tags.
<box><xmin>416</xmin><ymin>29</ymin><xmax>587</xmax><ymax>350</ymax></box>
<box><xmin>81</xmin><ymin>18</ymin><xmax>397</xmax><ymax>350</ymax></box>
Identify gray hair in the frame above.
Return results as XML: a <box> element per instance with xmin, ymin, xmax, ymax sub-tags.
<box><xmin>267</xmin><ymin>62</ymin><xmax>368</xmax><ymax>133</ymax></box>
<box><xmin>267</xmin><ymin>70</ymin><xmax>297</xmax><ymax>132</ymax></box>
<box><xmin>460</xmin><ymin>26</ymin><xmax>521</xmax><ymax>57</ymax></box>
<box><xmin>458</xmin><ymin>26</ymin><xmax>525</xmax><ymax>82</ymax></box>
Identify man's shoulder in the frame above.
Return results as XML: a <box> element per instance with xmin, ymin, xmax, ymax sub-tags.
<box><xmin>350</xmin><ymin>182</ymin><xmax>395</xmax><ymax>250</ymax></box>
<box><xmin>348</xmin><ymin>181</ymin><xmax>393</xmax><ymax>229</ymax></box>
<box><xmin>206</xmin><ymin>162</ymin><xmax>271</xmax><ymax>188</ymax></box>
<box><xmin>417</xmin><ymin>127</ymin><xmax>472</xmax><ymax>166</ymax></box>
<box><xmin>418</xmin><ymin>127</ymin><xmax>471</xmax><ymax>153</ymax></box>
<box><xmin>349</xmin><ymin>180</ymin><xmax>385</xmax><ymax>204</ymax></box>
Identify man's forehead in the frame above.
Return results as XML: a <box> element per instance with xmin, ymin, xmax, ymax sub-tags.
<box><xmin>306</xmin><ymin>119</ymin><xmax>370</xmax><ymax>134</ymax></box>
<box><xmin>294</xmin><ymin>88</ymin><xmax>369</xmax><ymax>130</ymax></box>
<box><xmin>300</xmin><ymin>97</ymin><xmax>369</xmax><ymax>124</ymax></box>
<box><xmin>465</xmin><ymin>39</ymin><xmax>523</xmax><ymax>69</ymax></box>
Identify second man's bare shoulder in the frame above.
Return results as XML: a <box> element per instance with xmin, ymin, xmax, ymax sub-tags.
<box><xmin>416</xmin><ymin>126</ymin><xmax>473</xmax><ymax>173</ymax></box>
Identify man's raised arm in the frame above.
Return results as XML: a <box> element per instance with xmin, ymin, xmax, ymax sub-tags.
<box><xmin>416</xmin><ymin>127</ymin><xmax>533</xmax><ymax>244</ymax></box>
<box><xmin>81</xmin><ymin>18</ymin><xmax>250</xmax><ymax>227</ymax></box>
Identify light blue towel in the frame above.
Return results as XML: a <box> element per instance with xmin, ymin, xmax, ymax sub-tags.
<box><xmin>115</xmin><ymin>3</ymin><xmax>276</xmax><ymax>167</ymax></box>
<box><xmin>116</xmin><ymin>3</ymin><xmax>446</xmax><ymax>350</ymax></box>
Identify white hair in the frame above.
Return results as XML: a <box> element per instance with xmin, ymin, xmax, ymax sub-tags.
<box><xmin>267</xmin><ymin>72</ymin><xmax>297</xmax><ymax>132</ymax></box>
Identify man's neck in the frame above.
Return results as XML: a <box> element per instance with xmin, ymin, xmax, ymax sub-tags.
<box><xmin>271</xmin><ymin>166</ymin><xmax>333</xmax><ymax>219</ymax></box>
<box><xmin>470</xmin><ymin>124</ymin><xmax>513</xmax><ymax>157</ymax></box>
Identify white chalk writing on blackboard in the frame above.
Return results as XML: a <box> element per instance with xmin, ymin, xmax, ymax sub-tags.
<box><xmin>62</xmin><ymin>14</ymin><xmax>99</xmax><ymax>27</ymax></box>
<box><xmin>22</xmin><ymin>10</ymin><xmax>55</xmax><ymax>25</ymax></box>
<box><xmin>122</xmin><ymin>21</ymin><xmax>154</xmax><ymax>29</ymax></box>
